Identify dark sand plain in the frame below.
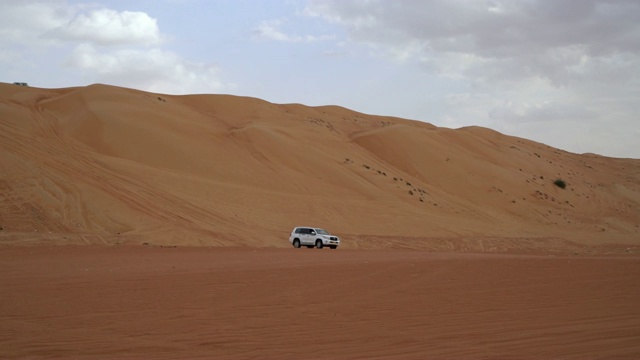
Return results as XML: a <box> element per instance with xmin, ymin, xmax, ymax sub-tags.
<box><xmin>2</xmin><ymin>246</ymin><xmax>639</xmax><ymax>359</ymax></box>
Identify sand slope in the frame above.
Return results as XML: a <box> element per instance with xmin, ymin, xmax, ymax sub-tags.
<box><xmin>1</xmin><ymin>82</ymin><xmax>639</xmax><ymax>251</ymax></box>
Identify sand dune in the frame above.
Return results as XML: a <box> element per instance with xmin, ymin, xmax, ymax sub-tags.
<box><xmin>1</xmin><ymin>82</ymin><xmax>639</xmax><ymax>252</ymax></box>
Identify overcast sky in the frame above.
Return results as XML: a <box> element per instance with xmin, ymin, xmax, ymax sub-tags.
<box><xmin>2</xmin><ymin>0</ymin><xmax>639</xmax><ymax>158</ymax></box>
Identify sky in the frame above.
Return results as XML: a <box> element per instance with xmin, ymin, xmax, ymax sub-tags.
<box><xmin>1</xmin><ymin>0</ymin><xmax>639</xmax><ymax>159</ymax></box>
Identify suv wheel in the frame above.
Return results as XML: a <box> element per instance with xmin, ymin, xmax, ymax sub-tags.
<box><xmin>315</xmin><ymin>240</ymin><xmax>323</xmax><ymax>249</ymax></box>
<box><xmin>292</xmin><ymin>239</ymin><xmax>301</xmax><ymax>248</ymax></box>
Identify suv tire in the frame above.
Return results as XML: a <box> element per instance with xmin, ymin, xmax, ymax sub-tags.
<box><xmin>292</xmin><ymin>239</ymin><xmax>301</xmax><ymax>248</ymax></box>
<box><xmin>315</xmin><ymin>240</ymin><xmax>323</xmax><ymax>249</ymax></box>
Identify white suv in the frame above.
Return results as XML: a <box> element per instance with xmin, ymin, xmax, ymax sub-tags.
<box><xmin>289</xmin><ymin>227</ymin><xmax>340</xmax><ymax>249</ymax></box>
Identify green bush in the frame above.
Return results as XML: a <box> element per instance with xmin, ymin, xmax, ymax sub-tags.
<box><xmin>553</xmin><ymin>179</ymin><xmax>567</xmax><ymax>189</ymax></box>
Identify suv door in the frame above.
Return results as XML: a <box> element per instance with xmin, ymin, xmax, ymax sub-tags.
<box><xmin>293</xmin><ymin>228</ymin><xmax>305</xmax><ymax>245</ymax></box>
<box><xmin>301</xmin><ymin>228</ymin><xmax>314</xmax><ymax>245</ymax></box>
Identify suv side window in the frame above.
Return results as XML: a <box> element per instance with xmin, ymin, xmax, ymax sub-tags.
<box><xmin>295</xmin><ymin>228</ymin><xmax>304</xmax><ymax>234</ymax></box>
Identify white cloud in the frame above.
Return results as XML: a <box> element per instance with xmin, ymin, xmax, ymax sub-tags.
<box><xmin>0</xmin><ymin>2</ymin><xmax>229</xmax><ymax>95</ymax></box>
<box><xmin>0</xmin><ymin>1</ymin><xmax>73</xmax><ymax>45</ymax></box>
<box><xmin>49</xmin><ymin>8</ymin><xmax>163</xmax><ymax>46</ymax></box>
<box><xmin>253</xmin><ymin>19</ymin><xmax>334</xmax><ymax>43</ymax></box>
<box><xmin>67</xmin><ymin>44</ymin><xmax>226</xmax><ymax>94</ymax></box>
<box><xmin>307</xmin><ymin>0</ymin><xmax>640</xmax><ymax>83</ymax></box>
<box><xmin>0</xmin><ymin>3</ymin><xmax>161</xmax><ymax>47</ymax></box>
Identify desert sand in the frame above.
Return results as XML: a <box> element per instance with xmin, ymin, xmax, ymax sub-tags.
<box><xmin>1</xmin><ymin>82</ymin><xmax>640</xmax><ymax>358</ymax></box>
<box><xmin>1</xmin><ymin>246</ymin><xmax>639</xmax><ymax>359</ymax></box>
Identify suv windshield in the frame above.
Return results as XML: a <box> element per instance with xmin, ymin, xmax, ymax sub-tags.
<box><xmin>315</xmin><ymin>229</ymin><xmax>329</xmax><ymax>235</ymax></box>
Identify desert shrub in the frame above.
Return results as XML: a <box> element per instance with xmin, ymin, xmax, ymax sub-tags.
<box><xmin>553</xmin><ymin>179</ymin><xmax>567</xmax><ymax>189</ymax></box>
